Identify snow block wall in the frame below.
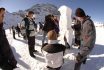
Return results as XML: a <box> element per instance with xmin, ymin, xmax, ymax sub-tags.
<box><xmin>58</xmin><ymin>5</ymin><xmax>73</xmax><ymax>46</ymax></box>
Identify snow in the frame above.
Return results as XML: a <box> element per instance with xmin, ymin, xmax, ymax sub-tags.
<box><xmin>3</xmin><ymin>11</ymin><xmax>23</xmax><ymax>29</ymax></box>
<box><xmin>0</xmin><ymin>26</ymin><xmax>103</xmax><ymax>70</ymax></box>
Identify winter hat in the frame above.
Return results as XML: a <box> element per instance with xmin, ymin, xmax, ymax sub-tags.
<box><xmin>47</xmin><ymin>30</ymin><xmax>57</xmax><ymax>40</ymax></box>
<box><xmin>75</xmin><ymin>8</ymin><xmax>86</xmax><ymax>17</ymax></box>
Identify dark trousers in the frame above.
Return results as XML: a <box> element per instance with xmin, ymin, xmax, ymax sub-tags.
<box><xmin>42</xmin><ymin>31</ymin><xmax>47</xmax><ymax>45</ymax></box>
<box><xmin>13</xmin><ymin>31</ymin><xmax>16</xmax><ymax>39</ymax></box>
<box><xmin>17</xmin><ymin>31</ymin><xmax>20</xmax><ymax>37</ymax></box>
<box><xmin>74</xmin><ymin>62</ymin><xmax>82</xmax><ymax>70</ymax></box>
<box><xmin>75</xmin><ymin>38</ymin><xmax>80</xmax><ymax>46</ymax></box>
<box><xmin>47</xmin><ymin>66</ymin><xmax>61</xmax><ymax>70</ymax></box>
<box><xmin>27</xmin><ymin>36</ymin><xmax>35</xmax><ymax>56</ymax></box>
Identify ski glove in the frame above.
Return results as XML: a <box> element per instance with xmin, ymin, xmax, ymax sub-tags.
<box><xmin>76</xmin><ymin>52</ymin><xmax>83</xmax><ymax>62</ymax></box>
<box><xmin>76</xmin><ymin>52</ymin><xmax>87</xmax><ymax>64</ymax></box>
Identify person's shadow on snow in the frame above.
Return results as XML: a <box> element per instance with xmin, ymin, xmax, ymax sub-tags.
<box><xmin>15</xmin><ymin>38</ymin><xmax>28</xmax><ymax>44</ymax></box>
<box><xmin>10</xmin><ymin>45</ymin><xmax>31</xmax><ymax>69</ymax></box>
<box><xmin>35</xmin><ymin>35</ymin><xmax>43</xmax><ymax>41</ymax></box>
<box><xmin>35</xmin><ymin>52</ymin><xmax>45</xmax><ymax>63</ymax></box>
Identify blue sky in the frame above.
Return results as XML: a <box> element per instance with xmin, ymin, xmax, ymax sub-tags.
<box><xmin>0</xmin><ymin>0</ymin><xmax>104</xmax><ymax>23</ymax></box>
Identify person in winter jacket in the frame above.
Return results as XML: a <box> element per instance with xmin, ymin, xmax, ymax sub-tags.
<box><xmin>72</xmin><ymin>17</ymin><xmax>81</xmax><ymax>49</ymax></box>
<box><xmin>53</xmin><ymin>16</ymin><xmax>59</xmax><ymax>36</ymax></box>
<box><xmin>21</xmin><ymin>11</ymin><xmax>37</xmax><ymax>58</ymax></box>
<box><xmin>74</xmin><ymin>8</ymin><xmax>96</xmax><ymax>70</ymax></box>
<box><xmin>0</xmin><ymin>7</ymin><xmax>20</xmax><ymax>70</ymax></box>
<box><xmin>12</xmin><ymin>25</ymin><xmax>16</xmax><ymax>39</ymax></box>
<box><xmin>42</xmin><ymin>14</ymin><xmax>55</xmax><ymax>45</ymax></box>
<box><xmin>16</xmin><ymin>24</ymin><xmax>21</xmax><ymax>37</ymax></box>
<box><xmin>39</xmin><ymin>22</ymin><xmax>43</xmax><ymax>35</ymax></box>
<box><xmin>41</xmin><ymin>30</ymin><xmax>66</xmax><ymax>70</ymax></box>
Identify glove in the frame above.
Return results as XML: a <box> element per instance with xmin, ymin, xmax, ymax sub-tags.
<box><xmin>64</xmin><ymin>36</ymin><xmax>67</xmax><ymax>42</ymax></box>
<box><xmin>75</xmin><ymin>52</ymin><xmax>83</xmax><ymax>62</ymax></box>
<box><xmin>71</xmin><ymin>25</ymin><xmax>74</xmax><ymax>29</ymax></box>
<box><xmin>13</xmin><ymin>67</ymin><xmax>21</xmax><ymax>70</ymax></box>
<box><xmin>82</xmin><ymin>57</ymin><xmax>87</xmax><ymax>64</ymax></box>
<box><xmin>23</xmin><ymin>33</ymin><xmax>26</xmax><ymax>36</ymax></box>
<box><xmin>23</xmin><ymin>33</ymin><xmax>27</xmax><ymax>40</ymax></box>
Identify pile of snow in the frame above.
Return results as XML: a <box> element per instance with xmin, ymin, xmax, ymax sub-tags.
<box><xmin>58</xmin><ymin>5</ymin><xmax>73</xmax><ymax>46</ymax></box>
<box><xmin>94</xmin><ymin>22</ymin><xmax>103</xmax><ymax>27</ymax></box>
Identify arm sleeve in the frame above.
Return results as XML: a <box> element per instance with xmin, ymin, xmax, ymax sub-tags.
<box><xmin>80</xmin><ymin>22</ymin><xmax>93</xmax><ymax>56</ymax></box>
<box><xmin>20</xmin><ymin>20</ymin><xmax>26</xmax><ymax>35</ymax></box>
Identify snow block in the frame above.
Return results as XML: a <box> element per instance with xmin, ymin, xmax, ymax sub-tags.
<box><xmin>58</xmin><ymin>5</ymin><xmax>73</xmax><ymax>46</ymax></box>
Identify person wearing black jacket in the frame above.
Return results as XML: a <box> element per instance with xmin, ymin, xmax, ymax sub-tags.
<box><xmin>72</xmin><ymin>17</ymin><xmax>81</xmax><ymax>49</ymax></box>
<box><xmin>0</xmin><ymin>7</ymin><xmax>20</xmax><ymax>70</ymax></box>
<box><xmin>42</xmin><ymin>14</ymin><xmax>55</xmax><ymax>45</ymax></box>
<box><xmin>12</xmin><ymin>25</ymin><xmax>16</xmax><ymax>39</ymax></box>
<box><xmin>16</xmin><ymin>24</ymin><xmax>21</xmax><ymax>37</ymax></box>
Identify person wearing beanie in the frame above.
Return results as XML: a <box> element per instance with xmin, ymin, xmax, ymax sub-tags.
<box><xmin>41</xmin><ymin>30</ymin><xmax>66</xmax><ymax>70</ymax></box>
<box><xmin>74</xmin><ymin>8</ymin><xmax>96</xmax><ymax>70</ymax></box>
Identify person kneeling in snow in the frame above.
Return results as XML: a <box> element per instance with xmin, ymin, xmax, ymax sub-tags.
<box><xmin>41</xmin><ymin>30</ymin><xmax>66</xmax><ymax>70</ymax></box>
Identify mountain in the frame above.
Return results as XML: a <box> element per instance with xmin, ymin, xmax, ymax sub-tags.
<box><xmin>26</xmin><ymin>3</ymin><xmax>60</xmax><ymax>15</ymax></box>
<box><xmin>3</xmin><ymin>11</ymin><xmax>23</xmax><ymax>29</ymax></box>
<box><xmin>12</xmin><ymin>4</ymin><xmax>60</xmax><ymax>23</ymax></box>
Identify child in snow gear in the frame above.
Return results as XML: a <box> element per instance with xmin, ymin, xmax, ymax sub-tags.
<box><xmin>41</xmin><ymin>30</ymin><xmax>66</xmax><ymax>70</ymax></box>
<box><xmin>21</xmin><ymin>11</ymin><xmax>37</xmax><ymax>58</ymax></box>
<box><xmin>74</xmin><ymin>8</ymin><xmax>96</xmax><ymax>70</ymax></box>
<box><xmin>0</xmin><ymin>7</ymin><xmax>20</xmax><ymax>70</ymax></box>
<box><xmin>72</xmin><ymin>17</ymin><xmax>81</xmax><ymax>49</ymax></box>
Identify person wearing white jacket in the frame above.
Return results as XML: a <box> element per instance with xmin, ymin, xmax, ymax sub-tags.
<box><xmin>41</xmin><ymin>30</ymin><xmax>66</xmax><ymax>70</ymax></box>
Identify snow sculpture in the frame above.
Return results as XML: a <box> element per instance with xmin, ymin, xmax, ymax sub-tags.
<box><xmin>58</xmin><ymin>5</ymin><xmax>73</xmax><ymax>46</ymax></box>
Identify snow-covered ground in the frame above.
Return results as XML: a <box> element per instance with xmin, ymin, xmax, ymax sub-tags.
<box><xmin>2</xmin><ymin>27</ymin><xmax>104</xmax><ymax>70</ymax></box>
